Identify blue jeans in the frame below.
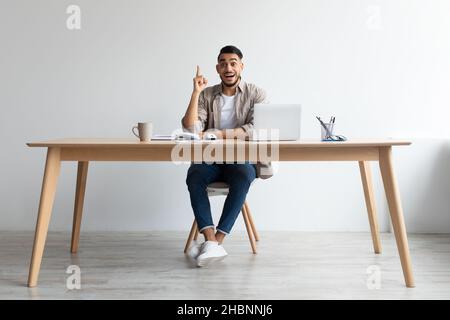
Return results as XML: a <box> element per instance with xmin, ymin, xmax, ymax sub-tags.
<box><xmin>186</xmin><ymin>163</ymin><xmax>257</xmax><ymax>234</ymax></box>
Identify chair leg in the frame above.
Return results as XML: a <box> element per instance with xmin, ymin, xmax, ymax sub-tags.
<box><xmin>184</xmin><ymin>220</ymin><xmax>198</xmax><ymax>253</ymax></box>
<box><xmin>242</xmin><ymin>204</ymin><xmax>257</xmax><ymax>254</ymax></box>
<box><xmin>244</xmin><ymin>201</ymin><xmax>259</xmax><ymax>241</ymax></box>
<box><xmin>193</xmin><ymin>226</ymin><xmax>199</xmax><ymax>241</ymax></box>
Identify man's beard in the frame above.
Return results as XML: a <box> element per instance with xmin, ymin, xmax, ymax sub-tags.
<box><xmin>222</xmin><ymin>75</ymin><xmax>241</xmax><ymax>87</ymax></box>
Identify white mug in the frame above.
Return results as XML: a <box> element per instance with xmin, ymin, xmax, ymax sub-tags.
<box><xmin>132</xmin><ymin>122</ymin><xmax>152</xmax><ymax>142</ymax></box>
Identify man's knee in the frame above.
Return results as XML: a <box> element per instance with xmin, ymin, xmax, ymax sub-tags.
<box><xmin>186</xmin><ymin>169</ymin><xmax>208</xmax><ymax>190</ymax></box>
<box><xmin>228</xmin><ymin>166</ymin><xmax>256</xmax><ymax>189</ymax></box>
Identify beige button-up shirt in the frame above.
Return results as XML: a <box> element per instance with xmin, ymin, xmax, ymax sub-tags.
<box><xmin>182</xmin><ymin>80</ymin><xmax>273</xmax><ymax>179</ymax></box>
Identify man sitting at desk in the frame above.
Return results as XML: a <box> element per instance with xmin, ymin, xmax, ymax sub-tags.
<box><xmin>182</xmin><ymin>45</ymin><xmax>271</xmax><ymax>267</ymax></box>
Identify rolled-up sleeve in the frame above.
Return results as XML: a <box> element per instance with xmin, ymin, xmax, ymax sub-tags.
<box><xmin>181</xmin><ymin>91</ymin><xmax>208</xmax><ymax>133</ymax></box>
<box><xmin>241</xmin><ymin>86</ymin><xmax>269</xmax><ymax>134</ymax></box>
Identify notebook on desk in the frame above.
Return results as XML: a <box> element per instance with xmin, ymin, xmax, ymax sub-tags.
<box><xmin>151</xmin><ymin>134</ymin><xmax>175</xmax><ymax>140</ymax></box>
<box><xmin>151</xmin><ymin>132</ymin><xmax>200</xmax><ymax>140</ymax></box>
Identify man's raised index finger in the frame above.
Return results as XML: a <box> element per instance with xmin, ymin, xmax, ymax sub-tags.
<box><xmin>196</xmin><ymin>65</ymin><xmax>201</xmax><ymax>77</ymax></box>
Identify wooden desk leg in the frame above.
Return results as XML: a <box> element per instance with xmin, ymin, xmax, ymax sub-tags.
<box><xmin>358</xmin><ymin>161</ymin><xmax>382</xmax><ymax>254</ymax></box>
<box><xmin>28</xmin><ymin>147</ymin><xmax>61</xmax><ymax>287</ymax></box>
<box><xmin>379</xmin><ymin>147</ymin><xmax>415</xmax><ymax>288</ymax></box>
<box><xmin>70</xmin><ymin>161</ymin><xmax>89</xmax><ymax>253</ymax></box>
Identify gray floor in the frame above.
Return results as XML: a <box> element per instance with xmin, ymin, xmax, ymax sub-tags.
<box><xmin>0</xmin><ymin>231</ymin><xmax>449</xmax><ymax>299</ymax></box>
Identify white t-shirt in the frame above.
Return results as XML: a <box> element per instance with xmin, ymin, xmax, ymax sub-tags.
<box><xmin>219</xmin><ymin>94</ymin><xmax>237</xmax><ymax>129</ymax></box>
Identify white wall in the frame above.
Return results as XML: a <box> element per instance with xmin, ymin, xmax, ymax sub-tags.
<box><xmin>1</xmin><ymin>0</ymin><xmax>449</xmax><ymax>232</ymax></box>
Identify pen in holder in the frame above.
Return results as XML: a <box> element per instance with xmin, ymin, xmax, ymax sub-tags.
<box><xmin>320</xmin><ymin>122</ymin><xmax>335</xmax><ymax>141</ymax></box>
<box><xmin>316</xmin><ymin>116</ymin><xmax>335</xmax><ymax>141</ymax></box>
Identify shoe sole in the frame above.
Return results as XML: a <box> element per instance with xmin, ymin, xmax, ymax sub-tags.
<box><xmin>186</xmin><ymin>253</ymin><xmax>199</xmax><ymax>261</ymax></box>
<box><xmin>186</xmin><ymin>249</ymin><xmax>200</xmax><ymax>260</ymax></box>
<box><xmin>197</xmin><ymin>254</ymin><xmax>227</xmax><ymax>267</ymax></box>
<box><xmin>186</xmin><ymin>245</ymin><xmax>203</xmax><ymax>261</ymax></box>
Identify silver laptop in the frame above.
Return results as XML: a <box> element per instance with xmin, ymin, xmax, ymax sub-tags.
<box><xmin>252</xmin><ymin>104</ymin><xmax>301</xmax><ymax>141</ymax></box>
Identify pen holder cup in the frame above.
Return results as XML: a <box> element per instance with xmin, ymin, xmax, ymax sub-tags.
<box><xmin>320</xmin><ymin>123</ymin><xmax>335</xmax><ymax>141</ymax></box>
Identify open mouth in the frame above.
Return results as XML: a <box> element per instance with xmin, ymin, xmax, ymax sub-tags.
<box><xmin>224</xmin><ymin>74</ymin><xmax>235</xmax><ymax>80</ymax></box>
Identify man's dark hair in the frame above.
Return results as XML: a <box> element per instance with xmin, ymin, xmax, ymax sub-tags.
<box><xmin>218</xmin><ymin>45</ymin><xmax>243</xmax><ymax>61</ymax></box>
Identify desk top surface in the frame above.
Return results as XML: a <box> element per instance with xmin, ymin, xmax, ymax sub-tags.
<box><xmin>27</xmin><ymin>138</ymin><xmax>412</xmax><ymax>148</ymax></box>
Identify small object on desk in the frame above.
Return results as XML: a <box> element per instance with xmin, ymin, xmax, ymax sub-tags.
<box><xmin>174</xmin><ymin>132</ymin><xmax>200</xmax><ymax>140</ymax></box>
<box><xmin>316</xmin><ymin>115</ymin><xmax>347</xmax><ymax>141</ymax></box>
<box><xmin>204</xmin><ymin>133</ymin><xmax>217</xmax><ymax>140</ymax></box>
<box><xmin>316</xmin><ymin>116</ymin><xmax>333</xmax><ymax>138</ymax></box>
<box><xmin>151</xmin><ymin>134</ymin><xmax>175</xmax><ymax>140</ymax></box>
<box><xmin>327</xmin><ymin>135</ymin><xmax>347</xmax><ymax>141</ymax></box>
<box><xmin>132</xmin><ymin>122</ymin><xmax>153</xmax><ymax>142</ymax></box>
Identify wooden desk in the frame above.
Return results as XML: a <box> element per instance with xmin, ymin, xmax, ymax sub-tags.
<box><xmin>26</xmin><ymin>138</ymin><xmax>414</xmax><ymax>287</ymax></box>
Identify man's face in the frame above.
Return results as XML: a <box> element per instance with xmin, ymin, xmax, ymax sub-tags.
<box><xmin>216</xmin><ymin>53</ymin><xmax>244</xmax><ymax>87</ymax></box>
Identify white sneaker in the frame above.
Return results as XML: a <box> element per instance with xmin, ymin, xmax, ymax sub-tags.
<box><xmin>186</xmin><ymin>242</ymin><xmax>203</xmax><ymax>260</ymax></box>
<box><xmin>196</xmin><ymin>241</ymin><xmax>228</xmax><ymax>267</ymax></box>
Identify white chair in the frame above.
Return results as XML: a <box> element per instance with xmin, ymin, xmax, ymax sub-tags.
<box><xmin>184</xmin><ymin>181</ymin><xmax>259</xmax><ymax>254</ymax></box>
